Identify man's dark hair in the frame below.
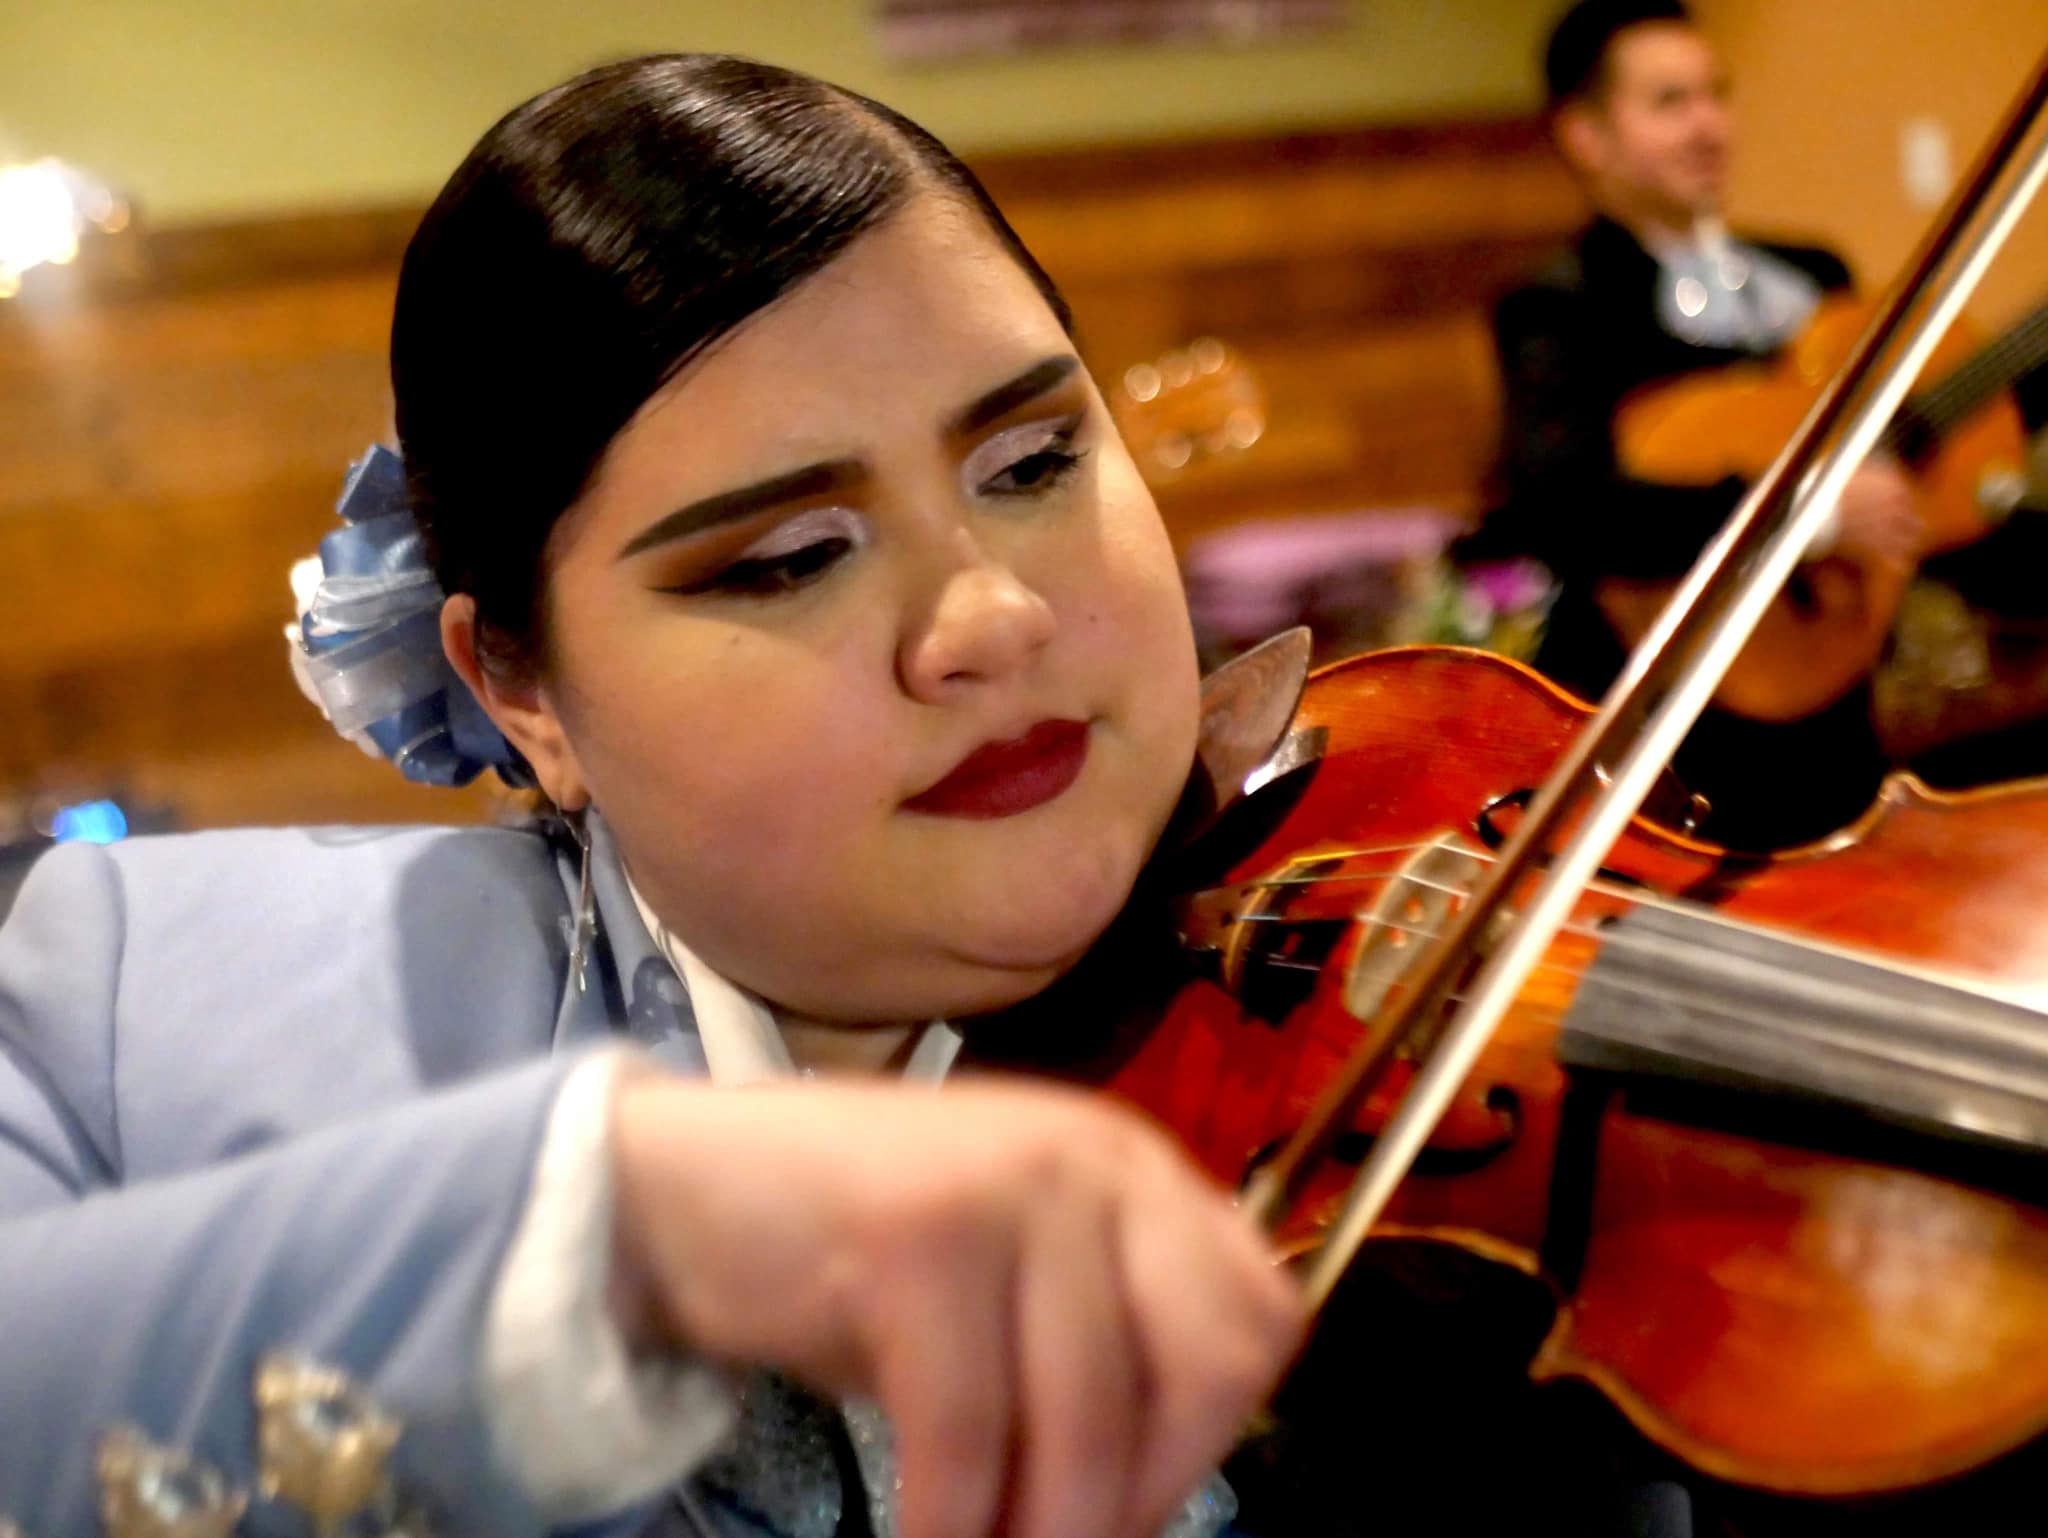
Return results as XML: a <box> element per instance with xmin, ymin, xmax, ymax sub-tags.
<box><xmin>1542</xmin><ymin>0</ymin><xmax>1693</xmax><ymax>108</ymax></box>
<box><xmin>391</xmin><ymin>53</ymin><xmax>1070</xmax><ymax>676</ymax></box>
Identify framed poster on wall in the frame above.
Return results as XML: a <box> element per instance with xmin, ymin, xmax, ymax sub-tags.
<box><xmin>878</xmin><ymin>0</ymin><xmax>1344</xmax><ymax>61</ymax></box>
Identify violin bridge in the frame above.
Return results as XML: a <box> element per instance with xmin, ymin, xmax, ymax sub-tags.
<box><xmin>1173</xmin><ymin>830</ymin><xmax>1493</xmax><ymax>1032</ymax></box>
<box><xmin>1342</xmin><ymin>833</ymin><xmax>1488</xmax><ymax>1058</ymax></box>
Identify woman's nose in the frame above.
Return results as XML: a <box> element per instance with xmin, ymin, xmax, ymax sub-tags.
<box><xmin>898</xmin><ymin>556</ymin><xmax>1058</xmax><ymax>704</ymax></box>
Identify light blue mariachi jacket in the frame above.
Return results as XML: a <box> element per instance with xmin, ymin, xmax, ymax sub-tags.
<box><xmin>0</xmin><ymin>814</ymin><xmax>826</xmax><ymax>1538</ymax></box>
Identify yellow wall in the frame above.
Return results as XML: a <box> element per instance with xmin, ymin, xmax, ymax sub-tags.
<box><xmin>0</xmin><ymin>0</ymin><xmax>1558</xmax><ymax>226</ymax></box>
<box><xmin>1699</xmin><ymin>0</ymin><xmax>2048</xmax><ymax>331</ymax></box>
<box><xmin>8</xmin><ymin>3</ymin><xmax>2041</xmax><ymax>309</ymax></box>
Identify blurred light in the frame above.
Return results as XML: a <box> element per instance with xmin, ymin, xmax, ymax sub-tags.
<box><xmin>0</xmin><ymin>157</ymin><xmax>128</xmax><ymax>299</ymax></box>
<box><xmin>50</xmin><ymin>800</ymin><xmax>129</xmax><ymax>845</ymax></box>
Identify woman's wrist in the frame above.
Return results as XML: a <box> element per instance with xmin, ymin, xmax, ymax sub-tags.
<box><xmin>605</xmin><ymin>1066</ymin><xmax>686</xmax><ymax>1355</ymax></box>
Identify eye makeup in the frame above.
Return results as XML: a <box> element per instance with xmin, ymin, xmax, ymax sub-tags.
<box><xmin>962</xmin><ymin>412</ymin><xmax>1089</xmax><ymax>500</ymax></box>
<box><xmin>655</xmin><ymin>505</ymin><xmax>871</xmax><ymax>599</ymax></box>
<box><xmin>627</xmin><ymin>355</ymin><xmax>1096</xmax><ymax>603</ymax></box>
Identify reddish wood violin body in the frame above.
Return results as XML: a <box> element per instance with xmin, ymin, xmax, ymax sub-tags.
<box><xmin>1106</xmin><ymin>645</ymin><xmax>2048</xmax><ymax>1495</ymax></box>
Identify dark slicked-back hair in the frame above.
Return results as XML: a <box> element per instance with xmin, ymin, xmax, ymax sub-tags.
<box><xmin>391</xmin><ymin>54</ymin><xmax>1069</xmax><ymax>673</ymax></box>
<box><xmin>1542</xmin><ymin>0</ymin><xmax>1693</xmax><ymax>108</ymax></box>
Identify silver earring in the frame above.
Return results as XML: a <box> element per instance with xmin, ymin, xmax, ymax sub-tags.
<box><xmin>568</xmin><ymin>810</ymin><xmax>596</xmax><ymax>994</ymax></box>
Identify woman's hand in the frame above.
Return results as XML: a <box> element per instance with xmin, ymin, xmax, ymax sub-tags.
<box><xmin>607</xmin><ymin>1073</ymin><xmax>1305</xmax><ymax>1538</ymax></box>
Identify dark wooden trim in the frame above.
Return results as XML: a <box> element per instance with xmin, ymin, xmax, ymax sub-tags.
<box><xmin>971</xmin><ymin>115</ymin><xmax>1556</xmax><ymax>199</ymax></box>
<box><xmin>3</xmin><ymin>115</ymin><xmax>1557</xmax><ymax>309</ymax></box>
<box><xmin>3</xmin><ymin>205</ymin><xmax>421</xmax><ymax>309</ymax></box>
<box><xmin>144</xmin><ymin>205</ymin><xmax>424</xmax><ymax>287</ymax></box>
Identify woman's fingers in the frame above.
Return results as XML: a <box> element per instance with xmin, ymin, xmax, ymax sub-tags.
<box><xmin>1115</xmin><ymin>1155</ymin><xmax>1307</xmax><ymax>1531</ymax></box>
<box><xmin>609</xmin><ymin>1075</ymin><xmax>1305</xmax><ymax>1538</ymax></box>
<box><xmin>1005</xmin><ymin>1160</ymin><xmax>1143</xmax><ymax>1538</ymax></box>
<box><xmin>870</xmin><ymin>1254</ymin><xmax>1016</xmax><ymax>1538</ymax></box>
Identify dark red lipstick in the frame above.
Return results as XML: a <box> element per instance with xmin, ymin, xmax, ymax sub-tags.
<box><xmin>904</xmin><ymin>719</ymin><xmax>1090</xmax><ymax>819</ymax></box>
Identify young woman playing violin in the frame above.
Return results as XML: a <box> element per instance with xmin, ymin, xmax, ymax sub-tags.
<box><xmin>20</xmin><ymin>43</ymin><xmax>2038</xmax><ymax>1538</ymax></box>
<box><xmin>0</xmin><ymin>56</ymin><xmax>1303</xmax><ymax>1538</ymax></box>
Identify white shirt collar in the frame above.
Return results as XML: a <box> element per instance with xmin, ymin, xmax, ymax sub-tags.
<box><xmin>625</xmin><ymin>874</ymin><xmax>960</xmax><ymax>1085</ymax></box>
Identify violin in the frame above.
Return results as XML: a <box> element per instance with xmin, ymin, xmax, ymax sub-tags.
<box><xmin>1040</xmin><ymin>49</ymin><xmax>2048</xmax><ymax>1520</ymax></box>
<box><xmin>1597</xmin><ymin>293</ymin><xmax>2039</xmax><ymax>721</ymax></box>
<box><xmin>1098</xmin><ymin>642</ymin><xmax>2048</xmax><ymax>1497</ymax></box>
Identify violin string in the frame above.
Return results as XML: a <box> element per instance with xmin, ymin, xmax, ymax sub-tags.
<box><xmin>1236</xmin><ymin>854</ymin><xmax>1609</xmax><ymax>899</ymax></box>
<box><xmin>1219</xmin><ymin>888</ymin><xmax>1941</xmax><ymax>1014</ymax></box>
<box><xmin>1244</xmin><ymin>930</ymin><xmax>2042</xmax><ymax>1108</ymax></box>
<box><xmin>1218</xmin><ymin>850</ymin><xmax>1669</xmax><ymax>919</ymax></box>
<box><xmin>1186</xmin><ymin>833</ymin><xmax>1866</xmax><ymax>1013</ymax></box>
<box><xmin>1376</xmin><ymin>866</ymin><xmax>1695</xmax><ymax>920</ymax></box>
<box><xmin>1221</xmin><ymin>909</ymin><xmax>1605</xmax><ymax>984</ymax></box>
<box><xmin>1216</xmin><ymin>908</ymin><xmax>1864</xmax><ymax>1017</ymax></box>
<box><xmin>1230</xmin><ymin>835</ymin><xmax>1729</xmax><ymax>921</ymax></box>
<box><xmin>1193</xmin><ymin>867</ymin><xmax>2048</xmax><ymax>1093</ymax></box>
<box><xmin>1240</xmin><ymin>838</ymin><xmax>1448</xmax><ymax>863</ymax></box>
<box><xmin>1203</xmin><ymin>847</ymin><xmax>1767</xmax><ymax>996</ymax></box>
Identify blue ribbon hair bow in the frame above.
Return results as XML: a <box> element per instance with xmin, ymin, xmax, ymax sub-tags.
<box><xmin>286</xmin><ymin>445</ymin><xmax>533</xmax><ymax>788</ymax></box>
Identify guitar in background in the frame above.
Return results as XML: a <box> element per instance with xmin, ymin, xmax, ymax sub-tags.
<box><xmin>1594</xmin><ymin>293</ymin><xmax>2042</xmax><ymax>720</ymax></box>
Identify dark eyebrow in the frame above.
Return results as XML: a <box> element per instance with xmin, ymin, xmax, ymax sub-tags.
<box><xmin>950</xmin><ymin>356</ymin><xmax>1081</xmax><ymax>436</ymax></box>
<box><xmin>616</xmin><ymin>458</ymin><xmax>864</xmax><ymax>560</ymax></box>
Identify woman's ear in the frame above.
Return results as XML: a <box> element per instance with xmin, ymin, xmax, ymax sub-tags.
<box><xmin>440</xmin><ymin>594</ymin><xmax>591</xmax><ymax>810</ymax></box>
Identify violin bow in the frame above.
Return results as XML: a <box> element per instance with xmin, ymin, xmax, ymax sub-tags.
<box><xmin>1242</xmin><ymin>44</ymin><xmax>2048</xmax><ymax>1316</ymax></box>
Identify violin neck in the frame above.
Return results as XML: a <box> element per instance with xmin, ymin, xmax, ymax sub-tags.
<box><xmin>1556</xmin><ymin>900</ymin><xmax>2048</xmax><ymax>1160</ymax></box>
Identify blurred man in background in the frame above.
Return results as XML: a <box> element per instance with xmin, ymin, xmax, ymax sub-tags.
<box><xmin>1483</xmin><ymin>0</ymin><xmax>1920</xmax><ymax>849</ymax></box>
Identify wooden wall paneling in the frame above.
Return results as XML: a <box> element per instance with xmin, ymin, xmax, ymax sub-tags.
<box><xmin>2</xmin><ymin>477</ymin><xmax>340</xmax><ymax>678</ymax></box>
<box><xmin>0</xmin><ymin>277</ymin><xmax>394</xmax><ymax>515</ymax></box>
<box><xmin>2</xmin><ymin>264</ymin><xmax>411</xmax><ymax>826</ymax></box>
